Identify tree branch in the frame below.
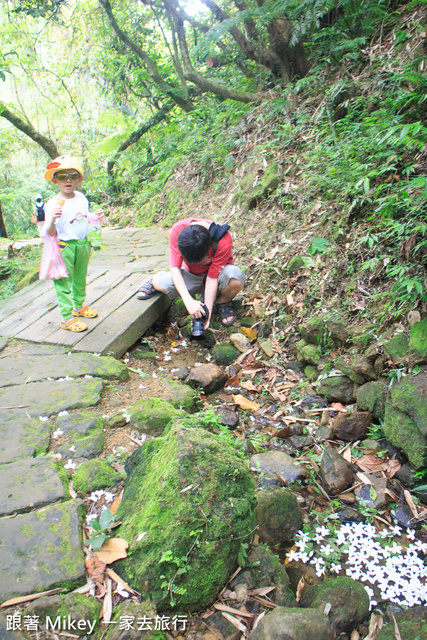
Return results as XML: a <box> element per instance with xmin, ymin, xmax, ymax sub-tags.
<box><xmin>0</xmin><ymin>103</ymin><xmax>59</xmax><ymax>158</ymax></box>
<box><xmin>107</xmin><ymin>104</ymin><xmax>173</xmax><ymax>176</ymax></box>
<box><xmin>98</xmin><ymin>0</ymin><xmax>195</xmax><ymax>112</ymax></box>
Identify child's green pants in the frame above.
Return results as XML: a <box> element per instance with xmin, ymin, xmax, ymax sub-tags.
<box><xmin>54</xmin><ymin>238</ymin><xmax>91</xmax><ymax>321</ymax></box>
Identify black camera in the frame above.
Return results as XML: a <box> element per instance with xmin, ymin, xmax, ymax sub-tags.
<box><xmin>191</xmin><ymin>303</ymin><xmax>209</xmax><ymax>341</ymax></box>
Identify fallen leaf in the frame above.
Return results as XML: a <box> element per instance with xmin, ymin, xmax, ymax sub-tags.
<box><xmin>102</xmin><ymin>578</ymin><xmax>113</xmax><ymax>625</ymax></box>
<box><xmin>110</xmin><ymin>489</ymin><xmax>123</xmax><ymax>515</ymax></box>
<box><xmin>0</xmin><ymin>589</ymin><xmax>66</xmax><ymax>609</ymax></box>
<box><xmin>94</xmin><ymin>538</ymin><xmax>129</xmax><ymax>564</ymax></box>
<box><xmin>404</xmin><ymin>489</ymin><xmax>418</xmax><ymax>519</ymax></box>
<box><xmin>295</xmin><ymin>577</ymin><xmax>305</xmax><ymax>603</ymax></box>
<box><xmin>226</xmin><ymin>374</ymin><xmax>242</xmax><ymax>387</ymax></box>
<box><xmin>363</xmin><ymin>612</ymin><xmax>383</xmax><ymax>640</ymax></box>
<box><xmin>232</xmin><ymin>395</ymin><xmax>260</xmax><ymax>411</ymax></box>
<box><xmin>355</xmin><ymin>455</ymin><xmax>401</xmax><ymax>477</ymax></box>
<box><xmin>221</xmin><ymin>612</ymin><xmax>248</xmax><ymax>634</ymax></box>
<box><xmin>214</xmin><ymin>603</ymin><xmax>254</xmax><ymax>618</ymax></box>
<box><xmin>85</xmin><ymin>555</ymin><xmax>107</xmax><ymax>585</ymax></box>
<box><xmin>276</xmin><ymin>425</ymin><xmax>292</xmax><ymax>439</ymax></box>
<box><xmin>107</xmin><ymin>568</ymin><xmax>136</xmax><ymax>594</ymax></box>
<box><xmin>240</xmin><ymin>380</ymin><xmax>259</xmax><ymax>392</ymax></box>
<box><xmin>330</xmin><ymin>402</ymin><xmax>347</xmax><ymax>412</ymax></box>
<box><xmin>240</xmin><ymin>327</ymin><xmax>258</xmax><ymax>342</ymax></box>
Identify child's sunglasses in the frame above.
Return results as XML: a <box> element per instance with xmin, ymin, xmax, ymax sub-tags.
<box><xmin>54</xmin><ymin>171</ymin><xmax>81</xmax><ymax>181</ymax></box>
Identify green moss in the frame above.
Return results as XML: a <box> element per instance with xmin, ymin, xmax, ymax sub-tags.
<box><xmin>212</xmin><ymin>343</ymin><xmax>240</xmax><ymax>366</ymax></box>
<box><xmin>383</xmin><ymin>333</ymin><xmax>409</xmax><ymax>361</ymax></box>
<box><xmin>73</xmin><ymin>459</ymin><xmax>123</xmax><ymax>494</ymax></box>
<box><xmin>159</xmin><ymin>379</ymin><xmax>196</xmax><ymax>410</ymax></box>
<box><xmin>129</xmin><ymin>397</ymin><xmax>185</xmax><ymax>435</ymax></box>
<box><xmin>409</xmin><ymin>319</ymin><xmax>427</xmax><ymax>362</ymax></box>
<box><xmin>116</xmin><ymin>422</ymin><xmax>256</xmax><ymax>610</ymax></box>
<box><xmin>21</xmin><ymin>523</ymin><xmax>35</xmax><ymax>537</ymax></box>
<box><xmin>383</xmin><ymin>402</ymin><xmax>426</xmax><ymax>470</ymax></box>
<box><xmin>296</xmin><ymin>342</ymin><xmax>321</xmax><ymax>365</ymax></box>
<box><xmin>356</xmin><ymin>380</ymin><xmax>387</xmax><ymax>420</ymax></box>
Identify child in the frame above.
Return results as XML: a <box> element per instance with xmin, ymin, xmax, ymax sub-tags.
<box><xmin>136</xmin><ymin>218</ymin><xmax>246</xmax><ymax>328</ymax></box>
<box><xmin>44</xmin><ymin>155</ymin><xmax>103</xmax><ymax>332</ymax></box>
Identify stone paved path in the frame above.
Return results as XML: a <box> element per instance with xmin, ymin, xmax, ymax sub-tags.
<box><xmin>0</xmin><ymin>226</ymin><xmax>171</xmax><ymax>620</ymax></box>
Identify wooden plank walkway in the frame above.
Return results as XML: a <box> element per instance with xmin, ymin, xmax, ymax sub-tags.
<box><xmin>0</xmin><ymin>227</ymin><xmax>171</xmax><ymax>358</ymax></box>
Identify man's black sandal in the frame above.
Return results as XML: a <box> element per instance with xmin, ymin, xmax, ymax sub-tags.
<box><xmin>217</xmin><ymin>301</ymin><xmax>237</xmax><ymax>327</ymax></box>
<box><xmin>136</xmin><ymin>280</ymin><xmax>157</xmax><ymax>300</ymax></box>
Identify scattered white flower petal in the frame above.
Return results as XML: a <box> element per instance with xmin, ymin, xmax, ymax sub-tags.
<box><xmin>58</xmin><ymin>410</ymin><xmax>68</xmax><ymax>416</ymax></box>
<box><xmin>137</xmin><ymin>532</ymin><xmax>147</xmax><ymax>542</ymax></box>
<box><xmin>124</xmin><ymin>358</ymin><xmax>130</xmax><ymax>363</ymax></box>
<box><xmin>84</xmin><ymin>375</ymin><xmax>93</xmax><ymax>379</ymax></box>
<box><xmin>139</xmin><ymin>384</ymin><xmax>147</xmax><ymax>389</ymax></box>
<box><xmin>94</xmin><ymin>353</ymin><xmax>101</xmax><ymax>356</ymax></box>
<box><xmin>64</xmin><ymin>459</ymin><xmax>76</xmax><ymax>470</ymax></box>
<box><xmin>52</xmin><ymin>428</ymin><xmax>64</xmax><ymax>439</ymax></box>
<box><xmin>116</xmin><ymin>583</ymin><xmax>129</xmax><ymax>598</ymax></box>
<box><xmin>69</xmin><ymin>446</ymin><xmax>76</xmax><ymax>452</ymax></box>
<box><xmin>39</xmin><ymin>416</ymin><xmax>49</xmax><ymax>422</ymax></box>
<box><xmin>164</xmin><ymin>355</ymin><xmax>172</xmax><ymax>361</ymax></box>
<box><xmin>152</xmin><ymin>372</ymin><xmax>157</xmax><ymax>378</ymax></box>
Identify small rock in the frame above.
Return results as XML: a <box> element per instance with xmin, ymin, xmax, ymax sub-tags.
<box><xmin>248</xmin><ymin>606</ymin><xmax>331</xmax><ymax>640</ymax></box>
<box><xmin>212</xmin><ymin>342</ymin><xmax>240</xmax><ymax>365</ymax></box>
<box><xmin>355</xmin><ymin>475</ymin><xmax>388</xmax><ymax>509</ymax></box>
<box><xmin>391</xmin><ymin>504</ymin><xmax>418</xmax><ymax>528</ymax></box>
<box><xmin>336</xmin><ymin>506</ymin><xmax>365</xmax><ymax>523</ymax></box>
<box><xmin>319</xmin><ymin>445</ymin><xmax>355</xmax><ymax>495</ymax></box>
<box><xmin>256</xmin><ymin>487</ymin><xmax>303</xmax><ymax>547</ymax></box>
<box><xmin>259</xmin><ymin>339</ymin><xmax>274</xmax><ymax>358</ymax></box>
<box><xmin>214</xmin><ymin>406</ymin><xmax>239</xmax><ymax>428</ymax></box>
<box><xmin>331</xmin><ymin>411</ymin><xmax>372</xmax><ymax>441</ymax></box>
<box><xmin>230</xmin><ymin>333</ymin><xmax>251</xmax><ymax>353</ymax></box>
<box><xmin>249</xmin><ymin>451</ymin><xmax>308</xmax><ymax>483</ymax></box>
<box><xmin>186</xmin><ymin>363</ymin><xmax>228</xmax><ymax>394</ymax></box>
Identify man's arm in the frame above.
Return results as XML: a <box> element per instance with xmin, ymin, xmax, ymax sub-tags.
<box><xmin>203</xmin><ymin>276</ymin><xmax>218</xmax><ymax>329</ymax></box>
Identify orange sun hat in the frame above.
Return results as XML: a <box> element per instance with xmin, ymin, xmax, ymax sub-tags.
<box><xmin>45</xmin><ymin>155</ymin><xmax>83</xmax><ymax>181</ymax></box>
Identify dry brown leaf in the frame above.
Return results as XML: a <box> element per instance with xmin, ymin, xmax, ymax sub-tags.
<box><xmin>0</xmin><ymin>588</ymin><xmax>66</xmax><ymax>609</ymax></box>
<box><xmin>107</xmin><ymin>568</ymin><xmax>136</xmax><ymax>594</ymax></box>
<box><xmin>102</xmin><ymin>578</ymin><xmax>113</xmax><ymax>625</ymax></box>
<box><xmin>342</xmin><ymin>444</ymin><xmax>352</xmax><ymax>463</ymax></box>
<box><xmin>226</xmin><ymin>374</ymin><xmax>242</xmax><ymax>387</ymax></box>
<box><xmin>232</xmin><ymin>395</ymin><xmax>260</xmax><ymax>411</ymax></box>
<box><xmin>221</xmin><ymin>612</ymin><xmax>248</xmax><ymax>634</ymax></box>
<box><xmin>85</xmin><ymin>555</ymin><xmax>107</xmax><ymax>585</ymax></box>
<box><xmin>404</xmin><ymin>489</ymin><xmax>418</xmax><ymax>519</ymax></box>
<box><xmin>363</xmin><ymin>612</ymin><xmax>383</xmax><ymax>640</ymax></box>
<box><xmin>247</xmin><ymin>587</ymin><xmax>275</xmax><ymax>597</ymax></box>
<box><xmin>94</xmin><ymin>538</ymin><xmax>129</xmax><ymax>564</ymax></box>
<box><xmin>330</xmin><ymin>402</ymin><xmax>347</xmax><ymax>412</ymax></box>
<box><xmin>240</xmin><ymin>327</ymin><xmax>258</xmax><ymax>342</ymax></box>
<box><xmin>351</xmin><ymin>631</ymin><xmax>360</xmax><ymax>640</ymax></box>
<box><xmin>356</xmin><ymin>471</ymin><xmax>373</xmax><ymax>485</ymax></box>
<box><xmin>214</xmin><ymin>603</ymin><xmax>254</xmax><ymax>618</ymax></box>
<box><xmin>240</xmin><ymin>380</ymin><xmax>259</xmax><ymax>392</ymax></box>
<box><xmin>110</xmin><ymin>489</ymin><xmax>124</xmax><ymax>515</ymax></box>
<box><xmin>295</xmin><ymin>577</ymin><xmax>305</xmax><ymax>603</ymax></box>
<box><xmin>355</xmin><ymin>455</ymin><xmax>401</xmax><ymax>477</ymax></box>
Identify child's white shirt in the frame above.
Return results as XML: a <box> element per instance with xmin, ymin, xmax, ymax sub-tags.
<box><xmin>44</xmin><ymin>191</ymin><xmax>90</xmax><ymax>241</ymax></box>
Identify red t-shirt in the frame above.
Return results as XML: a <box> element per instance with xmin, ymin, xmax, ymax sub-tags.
<box><xmin>169</xmin><ymin>217</ymin><xmax>233</xmax><ymax>279</ymax></box>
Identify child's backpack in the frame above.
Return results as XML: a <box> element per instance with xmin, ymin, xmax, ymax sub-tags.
<box><xmin>209</xmin><ymin>222</ymin><xmax>230</xmax><ymax>255</ymax></box>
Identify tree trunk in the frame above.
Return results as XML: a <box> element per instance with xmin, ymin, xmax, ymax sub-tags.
<box><xmin>98</xmin><ymin>0</ymin><xmax>195</xmax><ymax>113</ymax></box>
<box><xmin>0</xmin><ymin>104</ymin><xmax>59</xmax><ymax>159</ymax></box>
<box><xmin>0</xmin><ymin>202</ymin><xmax>8</xmax><ymax>239</ymax></box>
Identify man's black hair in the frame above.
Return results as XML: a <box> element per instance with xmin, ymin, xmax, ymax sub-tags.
<box><xmin>177</xmin><ymin>225</ymin><xmax>212</xmax><ymax>263</ymax></box>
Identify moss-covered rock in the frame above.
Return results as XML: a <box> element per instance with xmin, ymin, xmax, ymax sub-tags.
<box><xmin>14</xmin><ymin>264</ymin><xmax>40</xmax><ymax>292</ymax></box>
<box><xmin>248</xmin><ymin>607</ymin><xmax>331</xmax><ymax>640</ymax></box>
<box><xmin>299</xmin><ymin>576</ymin><xmax>369</xmax><ymax>633</ymax></box>
<box><xmin>317</xmin><ymin>375</ymin><xmax>357</xmax><ymax>403</ymax></box>
<box><xmin>103</xmin><ymin>600</ymin><xmax>167</xmax><ymax>640</ymax></box>
<box><xmin>115</xmin><ymin>422</ymin><xmax>257</xmax><ymax>611</ymax></box>
<box><xmin>158</xmin><ymin>378</ymin><xmax>196</xmax><ymax>410</ymax></box>
<box><xmin>73</xmin><ymin>459</ymin><xmax>123</xmax><ymax>494</ymax></box>
<box><xmin>409</xmin><ymin>319</ymin><xmax>427</xmax><ymax>364</ymax></box>
<box><xmin>129</xmin><ymin>397</ymin><xmax>184</xmax><ymax>436</ymax></box>
<box><xmin>298</xmin><ymin>314</ymin><xmax>349</xmax><ymax>345</ymax></box>
<box><xmin>239</xmin><ymin>162</ymin><xmax>279</xmax><ymax>209</ymax></box>
<box><xmin>376</xmin><ymin>606</ymin><xmax>427</xmax><ymax>640</ymax></box>
<box><xmin>232</xmin><ymin>545</ymin><xmax>295</xmax><ymax>607</ymax></box>
<box><xmin>356</xmin><ymin>379</ymin><xmax>388</xmax><ymax>419</ymax></box>
<box><xmin>296</xmin><ymin>341</ymin><xmax>321</xmax><ymax>365</ymax></box>
<box><xmin>212</xmin><ymin>342</ymin><xmax>240</xmax><ymax>366</ymax></box>
<box><xmin>256</xmin><ymin>487</ymin><xmax>303</xmax><ymax>547</ymax></box>
<box><xmin>25</xmin><ymin>592</ymin><xmax>102</xmax><ymax>636</ymax></box>
<box><xmin>383</xmin><ymin>333</ymin><xmax>409</xmax><ymax>363</ymax></box>
<box><xmin>383</xmin><ymin>369</ymin><xmax>427</xmax><ymax>469</ymax></box>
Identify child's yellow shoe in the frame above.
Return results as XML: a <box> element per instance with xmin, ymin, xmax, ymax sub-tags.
<box><xmin>72</xmin><ymin>305</ymin><xmax>98</xmax><ymax>318</ymax></box>
<box><xmin>60</xmin><ymin>318</ymin><xmax>88</xmax><ymax>332</ymax></box>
